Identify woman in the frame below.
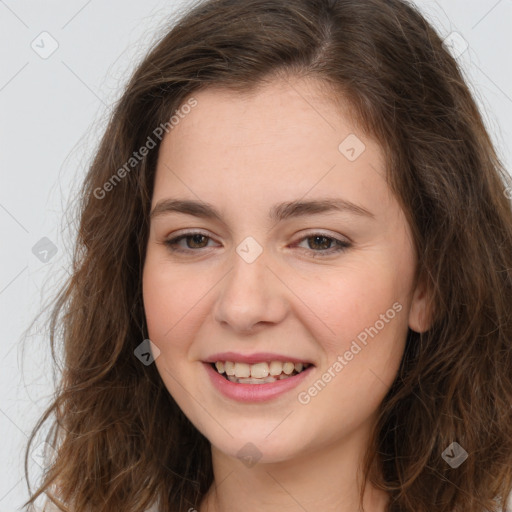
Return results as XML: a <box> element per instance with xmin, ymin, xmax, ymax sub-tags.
<box><xmin>24</xmin><ymin>0</ymin><xmax>512</xmax><ymax>511</ymax></box>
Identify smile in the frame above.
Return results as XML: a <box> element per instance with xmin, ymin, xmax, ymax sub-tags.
<box><xmin>203</xmin><ymin>359</ymin><xmax>315</xmax><ymax>402</ymax></box>
<box><xmin>212</xmin><ymin>360</ymin><xmax>311</xmax><ymax>384</ymax></box>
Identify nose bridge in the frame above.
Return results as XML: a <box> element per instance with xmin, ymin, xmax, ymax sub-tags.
<box><xmin>213</xmin><ymin>236</ymin><xmax>287</xmax><ymax>332</ymax></box>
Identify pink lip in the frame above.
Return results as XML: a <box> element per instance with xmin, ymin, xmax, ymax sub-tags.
<box><xmin>203</xmin><ymin>352</ymin><xmax>313</xmax><ymax>365</ymax></box>
<box><xmin>203</xmin><ymin>362</ymin><xmax>314</xmax><ymax>403</ymax></box>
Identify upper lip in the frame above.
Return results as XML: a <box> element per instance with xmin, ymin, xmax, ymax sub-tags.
<box><xmin>203</xmin><ymin>352</ymin><xmax>314</xmax><ymax>365</ymax></box>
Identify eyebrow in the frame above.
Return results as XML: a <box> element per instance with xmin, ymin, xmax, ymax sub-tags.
<box><xmin>150</xmin><ymin>197</ymin><xmax>375</xmax><ymax>222</ymax></box>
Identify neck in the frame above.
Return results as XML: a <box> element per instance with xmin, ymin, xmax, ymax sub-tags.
<box><xmin>199</xmin><ymin>425</ymin><xmax>389</xmax><ymax>512</ymax></box>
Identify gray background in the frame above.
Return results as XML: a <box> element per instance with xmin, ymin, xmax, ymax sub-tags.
<box><xmin>1</xmin><ymin>0</ymin><xmax>511</xmax><ymax>510</ymax></box>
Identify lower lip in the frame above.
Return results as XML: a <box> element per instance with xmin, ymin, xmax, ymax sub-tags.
<box><xmin>203</xmin><ymin>362</ymin><xmax>314</xmax><ymax>403</ymax></box>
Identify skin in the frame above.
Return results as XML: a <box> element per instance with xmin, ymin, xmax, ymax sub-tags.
<box><xmin>142</xmin><ymin>76</ymin><xmax>431</xmax><ymax>512</ymax></box>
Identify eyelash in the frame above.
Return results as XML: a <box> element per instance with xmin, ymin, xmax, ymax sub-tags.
<box><xmin>163</xmin><ymin>231</ymin><xmax>351</xmax><ymax>257</ymax></box>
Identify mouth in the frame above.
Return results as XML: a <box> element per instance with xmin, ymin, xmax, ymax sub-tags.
<box><xmin>210</xmin><ymin>360</ymin><xmax>313</xmax><ymax>384</ymax></box>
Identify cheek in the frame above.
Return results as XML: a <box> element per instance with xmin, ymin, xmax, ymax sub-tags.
<box><xmin>291</xmin><ymin>258</ymin><xmax>412</xmax><ymax>407</ymax></box>
<box><xmin>142</xmin><ymin>267</ymin><xmax>170</xmax><ymax>342</ymax></box>
<box><xmin>142</xmin><ymin>257</ymin><xmax>194</xmax><ymax>353</ymax></box>
<box><xmin>142</xmin><ymin>259</ymin><xmax>200</xmax><ymax>405</ymax></box>
<box><xmin>314</xmin><ymin>266</ymin><xmax>412</xmax><ymax>410</ymax></box>
<box><xmin>294</xmin><ymin>261</ymin><xmax>409</xmax><ymax>351</ymax></box>
<box><xmin>293</xmin><ymin>275</ymin><xmax>408</xmax><ymax>430</ymax></box>
<box><xmin>331</xmin><ymin>240</ymin><xmax>415</xmax><ymax>347</ymax></box>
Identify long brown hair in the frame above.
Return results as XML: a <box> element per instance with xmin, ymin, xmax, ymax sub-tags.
<box><xmin>23</xmin><ymin>0</ymin><xmax>512</xmax><ymax>511</ymax></box>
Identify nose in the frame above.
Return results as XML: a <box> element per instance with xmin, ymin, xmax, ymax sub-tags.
<box><xmin>213</xmin><ymin>246</ymin><xmax>289</xmax><ymax>334</ymax></box>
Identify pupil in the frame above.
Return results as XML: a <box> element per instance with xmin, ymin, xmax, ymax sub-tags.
<box><xmin>310</xmin><ymin>235</ymin><xmax>330</xmax><ymax>250</ymax></box>
<box><xmin>190</xmin><ymin>234</ymin><xmax>207</xmax><ymax>248</ymax></box>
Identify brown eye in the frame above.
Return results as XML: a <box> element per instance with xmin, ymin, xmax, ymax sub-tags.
<box><xmin>184</xmin><ymin>234</ymin><xmax>209</xmax><ymax>248</ymax></box>
<box><xmin>164</xmin><ymin>232</ymin><xmax>216</xmax><ymax>253</ymax></box>
<box><xmin>294</xmin><ymin>233</ymin><xmax>351</xmax><ymax>257</ymax></box>
<box><xmin>305</xmin><ymin>235</ymin><xmax>334</xmax><ymax>250</ymax></box>
<box><xmin>163</xmin><ymin>231</ymin><xmax>351</xmax><ymax>257</ymax></box>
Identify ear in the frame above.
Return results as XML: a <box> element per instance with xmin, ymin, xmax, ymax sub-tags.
<box><xmin>408</xmin><ymin>276</ymin><xmax>433</xmax><ymax>333</ymax></box>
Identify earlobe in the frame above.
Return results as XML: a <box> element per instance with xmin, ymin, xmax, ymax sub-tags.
<box><xmin>408</xmin><ymin>277</ymin><xmax>433</xmax><ymax>333</ymax></box>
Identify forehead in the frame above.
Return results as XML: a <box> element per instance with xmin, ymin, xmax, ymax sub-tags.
<box><xmin>163</xmin><ymin>78</ymin><xmax>373</xmax><ymax>158</ymax></box>
<box><xmin>153</xmin><ymin>77</ymin><xmax>389</xmax><ymax>215</ymax></box>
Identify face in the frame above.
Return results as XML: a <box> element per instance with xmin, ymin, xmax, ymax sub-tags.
<box><xmin>142</xmin><ymin>77</ymin><xmax>429</xmax><ymax>464</ymax></box>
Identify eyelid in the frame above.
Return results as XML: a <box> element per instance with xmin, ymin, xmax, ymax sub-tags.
<box><xmin>166</xmin><ymin>228</ymin><xmax>211</xmax><ymax>238</ymax></box>
<box><xmin>163</xmin><ymin>228</ymin><xmax>350</xmax><ymax>243</ymax></box>
<box><xmin>297</xmin><ymin>228</ymin><xmax>351</xmax><ymax>243</ymax></box>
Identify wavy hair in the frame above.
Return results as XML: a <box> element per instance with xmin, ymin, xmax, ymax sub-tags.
<box><xmin>24</xmin><ymin>0</ymin><xmax>512</xmax><ymax>511</ymax></box>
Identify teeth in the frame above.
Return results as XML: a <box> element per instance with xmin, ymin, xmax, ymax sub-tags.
<box><xmin>269</xmin><ymin>361</ymin><xmax>283</xmax><ymax>376</ymax></box>
<box><xmin>227</xmin><ymin>375</ymin><xmax>277</xmax><ymax>384</ymax></box>
<box><xmin>212</xmin><ymin>360</ymin><xmax>310</xmax><ymax>380</ymax></box>
<box><xmin>233</xmin><ymin>362</ymin><xmax>251</xmax><ymax>378</ymax></box>
<box><xmin>282</xmin><ymin>362</ymin><xmax>295</xmax><ymax>375</ymax></box>
<box><xmin>224</xmin><ymin>361</ymin><xmax>235</xmax><ymax>376</ymax></box>
<box><xmin>250</xmin><ymin>362</ymin><xmax>269</xmax><ymax>378</ymax></box>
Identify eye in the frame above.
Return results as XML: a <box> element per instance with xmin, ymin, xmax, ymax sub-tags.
<box><xmin>162</xmin><ymin>230</ymin><xmax>351</xmax><ymax>257</ymax></box>
<box><xmin>163</xmin><ymin>231</ymin><xmax>217</xmax><ymax>253</ymax></box>
<box><xmin>292</xmin><ymin>232</ymin><xmax>351</xmax><ymax>257</ymax></box>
